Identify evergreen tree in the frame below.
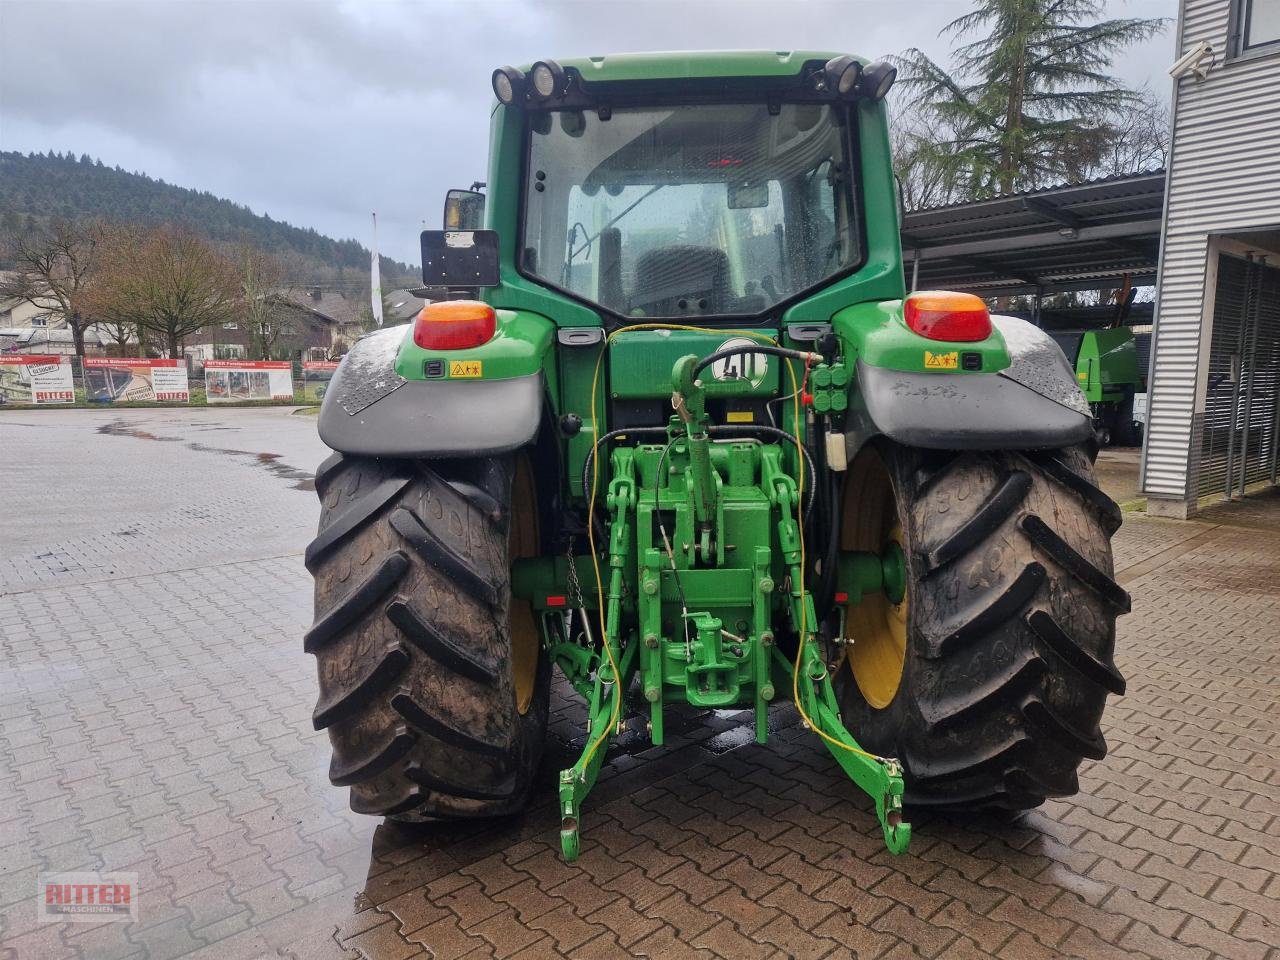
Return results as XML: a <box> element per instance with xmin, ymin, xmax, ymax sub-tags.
<box><xmin>897</xmin><ymin>0</ymin><xmax>1165</xmax><ymax>198</ymax></box>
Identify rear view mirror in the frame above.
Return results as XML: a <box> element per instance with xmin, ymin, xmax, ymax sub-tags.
<box><xmin>443</xmin><ymin>189</ymin><xmax>486</xmax><ymax>230</ymax></box>
<box><xmin>421</xmin><ymin>230</ymin><xmax>500</xmax><ymax>287</ymax></box>
<box><xmin>728</xmin><ymin>182</ymin><xmax>769</xmax><ymax>209</ymax></box>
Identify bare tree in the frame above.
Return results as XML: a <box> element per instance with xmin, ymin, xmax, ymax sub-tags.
<box><xmin>94</xmin><ymin>316</ymin><xmax>139</xmax><ymax>356</ymax></box>
<box><xmin>0</xmin><ymin>219</ymin><xmax>102</xmax><ymax>356</ymax></box>
<box><xmin>83</xmin><ymin>224</ymin><xmax>142</xmax><ymax>357</ymax></box>
<box><xmin>350</xmin><ymin>286</ymin><xmax>393</xmax><ymax>334</ymax></box>
<box><xmin>893</xmin><ymin>115</ymin><xmax>966</xmax><ymax>212</ymax></box>
<box><xmin>92</xmin><ymin>226</ymin><xmax>241</xmax><ymax>358</ymax></box>
<box><xmin>1086</xmin><ymin>86</ymin><xmax>1171</xmax><ymax>178</ymax></box>
<box><xmin>238</xmin><ymin>245</ymin><xmax>300</xmax><ymax>360</ymax></box>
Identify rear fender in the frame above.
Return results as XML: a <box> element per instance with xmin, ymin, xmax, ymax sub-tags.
<box><xmin>835</xmin><ymin>301</ymin><xmax>1093</xmax><ymax>451</ymax></box>
<box><xmin>318</xmin><ymin>310</ymin><xmax>555</xmax><ymax>459</ymax></box>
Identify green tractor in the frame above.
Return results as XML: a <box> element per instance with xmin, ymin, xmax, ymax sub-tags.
<box><xmin>1049</xmin><ymin>326</ymin><xmax>1145</xmax><ymax>447</ymax></box>
<box><xmin>305</xmin><ymin>51</ymin><xmax>1128</xmax><ymax>862</ymax></box>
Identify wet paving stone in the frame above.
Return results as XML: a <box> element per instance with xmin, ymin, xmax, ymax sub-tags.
<box><xmin>1</xmin><ymin>410</ymin><xmax>1278</xmax><ymax>959</ymax></box>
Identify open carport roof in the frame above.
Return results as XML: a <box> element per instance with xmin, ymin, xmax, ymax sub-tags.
<box><xmin>900</xmin><ymin>170</ymin><xmax>1166</xmax><ymax>297</ymax></box>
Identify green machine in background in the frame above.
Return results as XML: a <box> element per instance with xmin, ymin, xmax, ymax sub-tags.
<box><xmin>1050</xmin><ymin>327</ymin><xmax>1145</xmax><ymax>446</ymax></box>
<box><xmin>302</xmin><ymin>51</ymin><xmax>1130</xmax><ymax>864</ymax></box>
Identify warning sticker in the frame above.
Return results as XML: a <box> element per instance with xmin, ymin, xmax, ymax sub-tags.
<box><xmin>924</xmin><ymin>350</ymin><xmax>959</xmax><ymax>370</ymax></box>
<box><xmin>449</xmin><ymin>360</ymin><xmax>483</xmax><ymax>378</ymax></box>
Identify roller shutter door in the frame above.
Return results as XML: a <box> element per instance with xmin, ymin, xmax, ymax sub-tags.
<box><xmin>1198</xmin><ymin>254</ymin><xmax>1280</xmax><ymax>498</ymax></box>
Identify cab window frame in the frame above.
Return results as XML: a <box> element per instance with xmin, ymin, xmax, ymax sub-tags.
<box><xmin>514</xmin><ymin>98</ymin><xmax>867</xmax><ymax>327</ymax></box>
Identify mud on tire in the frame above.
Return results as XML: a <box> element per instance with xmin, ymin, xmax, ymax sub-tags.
<box><xmin>835</xmin><ymin>442</ymin><xmax>1129</xmax><ymax>811</ymax></box>
<box><xmin>304</xmin><ymin>452</ymin><xmax>549</xmax><ymax>819</ymax></box>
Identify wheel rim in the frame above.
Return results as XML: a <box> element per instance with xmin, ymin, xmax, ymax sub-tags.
<box><xmin>841</xmin><ymin>447</ymin><xmax>908</xmax><ymax>710</ymax></box>
<box><xmin>509</xmin><ymin>458</ymin><xmax>539</xmax><ymax>715</ymax></box>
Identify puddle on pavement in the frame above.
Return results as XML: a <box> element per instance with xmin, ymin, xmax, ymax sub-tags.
<box><xmin>96</xmin><ymin>422</ymin><xmax>182</xmax><ymax>442</ymax></box>
<box><xmin>186</xmin><ymin>443</ymin><xmax>316</xmax><ymax>490</ymax></box>
<box><xmin>98</xmin><ymin>419</ymin><xmax>315</xmax><ymax>490</ymax></box>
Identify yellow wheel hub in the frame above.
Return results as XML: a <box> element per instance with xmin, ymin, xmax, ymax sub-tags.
<box><xmin>841</xmin><ymin>448</ymin><xmax>908</xmax><ymax>710</ymax></box>
<box><xmin>509</xmin><ymin>458</ymin><xmax>540</xmax><ymax>715</ymax></box>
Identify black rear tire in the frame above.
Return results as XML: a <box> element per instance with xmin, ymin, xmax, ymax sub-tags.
<box><xmin>835</xmin><ymin>442</ymin><xmax>1128</xmax><ymax>811</ymax></box>
<box><xmin>304</xmin><ymin>452</ymin><xmax>549</xmax><ymax>820</ymax></box>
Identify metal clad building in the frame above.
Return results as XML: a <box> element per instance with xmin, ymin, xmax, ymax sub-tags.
<box><xmin>1142</xmin><ymin>0</ymin><xmax>1280</xmax><ymax>514</ymax></box>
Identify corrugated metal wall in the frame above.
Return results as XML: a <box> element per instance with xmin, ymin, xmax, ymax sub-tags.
<box><xmin>1142</xmin><ymin>0</ymin><xmax>1280</xmax><ymax>502</ymax></box>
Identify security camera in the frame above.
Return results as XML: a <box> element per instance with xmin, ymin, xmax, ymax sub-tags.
<box><xmin>1169</xmin><ymin>41</ymin><xmax>1213</xmax><ymax>80</ymax></box>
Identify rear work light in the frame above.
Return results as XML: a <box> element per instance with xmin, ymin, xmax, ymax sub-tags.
<box><xmin>413</xmin><ymin>301</ymin><xmax>496</xmax><ymax>350</ymax></box>
<box><xmin>903</xmin><ymin>291</ymin><xmax>992</xmax><ymax>343</ymax></box>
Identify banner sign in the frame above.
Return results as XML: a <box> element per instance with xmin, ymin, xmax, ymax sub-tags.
<box><xmin>83</xmin><ymin>358</ymin><xmax>190</xmax><ymax>403</ymax></box>
<box><xmin>301</xmin><ymin>360</ymin><xmax>339</xmax><ymax>402</ymax></box>
<box><xmin>0</xmin><ymin>355</ymin><xmax>75</xmax><ymax>405</ymax></box>
<box><xmin>204</xmin><ymin>359</ymin><xmax>295</xmax><ymax>403</ymax></box>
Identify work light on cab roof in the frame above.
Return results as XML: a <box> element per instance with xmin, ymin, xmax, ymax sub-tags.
<box><xmin>858</xmin><ymin>60</ymin><xmax>898</xmax><ymax>100</ymax></box>
<box><xmin>822</xmin><ymin>55</ymin><xmax>862</xmax><ymax>96</ymax></box>
<box><xmin>530</xmin><ymin>59</ymin><xmax>569</xmax><ymax>100</ymax></box>
<box><xmin>491</xmin><ymin>65</ymin><xmax>525</xmax><ymax>105</ymax></box>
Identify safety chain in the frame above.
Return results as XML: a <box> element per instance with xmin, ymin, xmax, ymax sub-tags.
<box><xmin>566</xmin><ymin>537</ymin><xmax>587</xmax><ymax>611</ymax></box>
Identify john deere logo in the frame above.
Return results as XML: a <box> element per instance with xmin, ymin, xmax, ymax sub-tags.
<box><xmin>711</xmin><ymin>338</ymin><xmax>769</xmax><ymax>387</ymax></box>
<box><xmin>924</xmin><ymin>350</ymin><xmax>959</xmax><ymax>370</ymax></box>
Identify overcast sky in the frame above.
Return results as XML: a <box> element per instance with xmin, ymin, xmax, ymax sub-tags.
<box><xmin>0</xmin><ymin>0</ymin><xmax>1175</xmax><ymax>266</ymax></box>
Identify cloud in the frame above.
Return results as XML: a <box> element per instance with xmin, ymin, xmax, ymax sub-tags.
<box><xmin>0</xmin><ymin>0</ymin><xmax>1173</xmax><ymax>265</ymax></box>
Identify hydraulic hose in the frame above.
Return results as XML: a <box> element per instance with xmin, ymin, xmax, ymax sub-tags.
<box><xmin>692</xmin><ymin>344</ymin><xmax>821</xmax><ymax>381</ymax></box>
<box><xmin>579</xmin><ymin>426</ymin><xmax>667</xmax><ymax>501</ymax></box>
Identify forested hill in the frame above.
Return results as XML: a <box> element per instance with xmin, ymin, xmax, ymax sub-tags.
<box><xmin>0</xmin><ymin>151</ymin><xmax>417</xmax><ymax>285</ymax></box>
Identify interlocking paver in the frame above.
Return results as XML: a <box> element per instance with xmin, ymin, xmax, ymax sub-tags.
<box><xmin>2</xmin><ymin>416</ymin><xmax>1279</xmax><ymax>959</ymax></box>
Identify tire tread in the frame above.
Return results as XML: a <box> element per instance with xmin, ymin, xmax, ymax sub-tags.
<box><xmin>1021</xmin><ymin>514</ymin><xmax>1131</xmax><ymax>612</ymax></box>
<box><xmin>305</xmin><ymin>475</ymin><xmax>413</xmax><ymax>572</ymax></box>
<box><xmin>835</xmin><ymin>442</ymin><xmax>1127</xmax><ymax>814</ymax></box>
<box><xmin>312</xmin><ymin>642</ymin><xmax>410</xmax><ymax>730</ymax></box>
<box><xmin>304</xmin><ymin>453</ymin><xmax>547</xmax><ymax>822</ymax></box>
<box><xmin>921</xmin><ymin>470</ymin><xmax>1032</xmax><ymax>573</ymax></box>
<box><xmin>388</xmin><ymin>506</ymin><xmax>500</xmax><ymax>605</ymax></box>
<box><xmin>387</xmin><ymin>599</ymin><xmax>500</xmax><ymax>685</ymax></box>
<box><xmin>303</xmin><ymin>551</ymin><xmax>409</xmax><ymax>653</ymax></box>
